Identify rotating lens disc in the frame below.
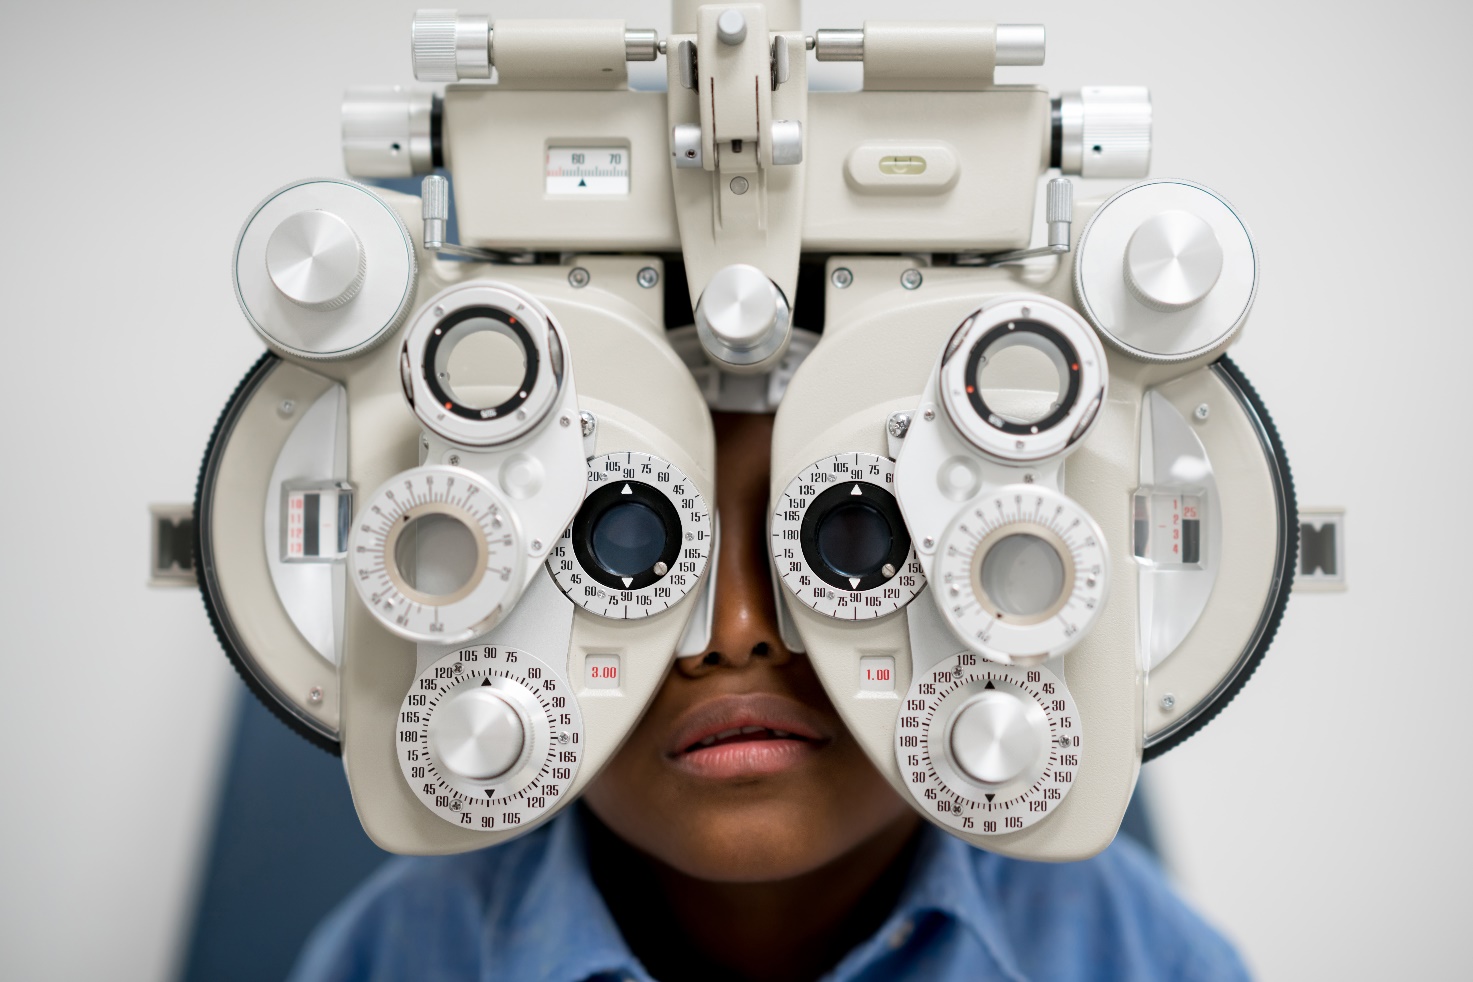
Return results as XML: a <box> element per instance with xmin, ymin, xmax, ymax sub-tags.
<box><xmin>939</xmin><ymin>296</ymin><xmax>1107</xmax><ymax>464</ymax></box>
<box><xmin>349</xmin><ymin>465</ymin><xmax>525</xmax><ymax>642</ymax></box>
<box><xmin>548</xmin><ymin>452</ymin><xmax>711</xmax><ymax>619</ymax></box>
<box><xmin>402</xmin><ymin>282</ymin><xmax>565</xmax><ymax>449</ymax></box>
<box><xmin>772</xmin><ymin>452</ymin><xmax>925</xmax><ymax>619</ymax></box>
<box><xmin>399</xmin><ymin>644</ymin><xmax>581</xmax><ymax>830</ymax></box>
<box><xmin>934</xmin><ymin>485</ymin><xmax>1108</xmax><ymax>663</ymax></box>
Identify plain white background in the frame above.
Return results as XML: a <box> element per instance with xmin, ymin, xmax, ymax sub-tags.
<box><xmin>0</xmin><ymin>1</ymin><xmax>1467</xmax><ymax>979</ymax></box>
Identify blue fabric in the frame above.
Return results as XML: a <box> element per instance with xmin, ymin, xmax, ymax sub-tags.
<box><xmin>290</xmin><ymin>810</ymin><xmax>1248</xmax><ymax>982</ymax></box>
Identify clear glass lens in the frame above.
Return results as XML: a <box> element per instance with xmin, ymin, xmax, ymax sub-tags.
<box><xmin>974</xmin><ymin>336</ymin><xmax>1067</xmax><ymax>426</ymax></box>
<box><xmin>590</xmin><ymin>501</ymin><xmax>665</xmax><ymax>576</ymax></box>
<box><xmin>817</xmin><ymin>501</ymin><xmax>892</xmax><ymax>577</ymax></box>
<box><xmin>980</xmin><ymin>533</ymin><xmax>1066</xmax><ymax>617</ymax></box>
<box><xmin>440</xmin><ymin>320</ymin><xmax>527</xmax><ymax>410</ymax></box>
<box><xmin>395</xmin><ymin>512</ymin><xmax>479</xmax><ymax>596</ymax></box>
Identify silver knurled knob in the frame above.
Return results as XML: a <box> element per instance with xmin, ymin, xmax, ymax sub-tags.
<box><xmin>421</xmin><ymin>174</ymin><xmax>450</xmax><ymax>249</ymax></box>
<box><xmin>264</xmin><ymin>210</ymin><xmax>366</xmax><ymax>311</ymax></box>
<box><xmin>429</xmin><ymin>687</ymin><xmax>526</xmax><ymax>781</ymax></box>
<box><xmin>412</xmin><ymin>9</ymin><xmax>491</xmax><ymax>82</ymax></box>
<box><xmin>947</xmin><ymin>689</ymin><xmax>1049</xmax><ymax>786</ymax></box>
<box><xmin>1123</xmin><ymin>210</ymin><xmax>1224</xmax><ymax>312</ymax></box>
<box><xmin>1056</xmin><ymin>86</ymin><xmax>1152</xmax><ymax>179</ymax></box>
<box><xmin>694</xmin><ymin>264</ymin><xmax>792</xmax><ymax>372</ymax></box>
<box><xmin>342</xmin><ymin>86</ymin><xmax>437</xmax><ymax>179</ymax></box>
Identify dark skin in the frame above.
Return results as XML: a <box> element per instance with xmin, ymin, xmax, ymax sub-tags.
<box><xmin>583</xmin><ymin>413</ymin><xmax>922</xmax><ymax>982</ymax></box>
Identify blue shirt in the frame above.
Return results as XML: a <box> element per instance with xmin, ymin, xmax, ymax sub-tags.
<box><xmin>290</xmin><ymin>810</ymin><xmax>1249</xmax><ymax>982</ymax></box>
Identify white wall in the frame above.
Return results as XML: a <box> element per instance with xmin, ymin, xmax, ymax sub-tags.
<box><xmin>0</xmin><ymin>1</ymin><xmax>1464</xmax><ymax>979</ymax></box>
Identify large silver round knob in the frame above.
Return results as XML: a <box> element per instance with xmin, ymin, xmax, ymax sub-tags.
<box><xmin>1123</xmin><ymin>210</ymin><xmax>1223</xmax><ymax>312</ymax></box>
<box><xmin>428</xmin><ymin>686</ymin><xmax>526</xmax><ymax>781</ymax></box>
<box><xmin>265</xmin><ymin>210</ymin><xmax>366</xmax><ymax>311</ymax></box>
<box><xmin>694</xmin><ymin>264</ymin><xmax>792</xmax><ymax>371</ymax></box>
<box><xmin>947</xmin><ymin>689</ymin><xmax>1049</xmax><ymax>786</ymax></box>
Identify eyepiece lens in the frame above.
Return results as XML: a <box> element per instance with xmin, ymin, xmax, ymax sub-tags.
<box><xmin>394</xmin><ymin>512</ymin><xmax>479</xmax><ymax>597</ymax></box>
<box><xmin>817</xmin><ymin>501</ymin><xmax>893</xmax><ymax>578</ymax></box>
<box><xmin>440</xmin><ymin>319</ymin><xmax>528</xmax><ymax>410</ymax></box>
<box><xmin>590</xmin><ymin>501</ymin><xmax>666</xmax><ymax>576</ymax></box>
<box><xmin>979</xmin><ymin>533</ymin><xmax>1066</xmax><ymax>617</ymax></box>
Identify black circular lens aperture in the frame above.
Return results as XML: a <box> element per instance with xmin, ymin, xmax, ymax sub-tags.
<box><xmin>572</xmin><ymin>480</ymin><xmax>682</xmax><ymax>591</ymax></box>
<box><xmin>800</xmin><ymin>481</ymin><xmax>911</xmax><ymax>593</ymax></box>
<box><xmin>421</xmin><ymin>305</ymin><xmax>540</xmax><ymax>422</ymax></box>
<box><xmin>590</xmin><ymin>501</ymin><xmax>666</xmax><ymax>577</ymax></box>
<box><xmin>964</xmin><ymin>319</ymin><xmax>1082</xmax><ymax>436</ymax></box>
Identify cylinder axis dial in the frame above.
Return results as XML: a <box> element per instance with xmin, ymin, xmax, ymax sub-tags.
<box><xmin>772</xmin><ymin>452</ymin><xmax>925</xmax><ymax>619</ymax></box>
<box><xmin>549</xmin><ymin>452</ymin><xmax>710</xmax><ymax>619</ymax></box>
<box><xmin>399</xmin><ymin>645</ymin><xmax>582</xmax><ymax>831</ymax></box>
<box><xmin>897</xmin><ymin>655</ymin><xmax>1079</xmax><ymax>835</ymax></box>
<box><xmin>349</xmin><ymin>466</ymin><xmax>525</xmax><ymax>643</ymax></box>
<box><xmin>934</xmin><ymin>485</ymin><xmax>1108</xmax><ymax>664</ymax></box>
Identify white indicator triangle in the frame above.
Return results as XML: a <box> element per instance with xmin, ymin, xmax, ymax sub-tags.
<box><xmin>621</xmin><ymin>484</ymin><xmax>633</xmax><ymax>495</ymax></box>
<box><xmin>622</xmin><ymin>577</ymin><xmax>633</xmax><ymax>587</ymax></box>
<box><xmin>850</xmin><ymin>484</ymin><xmax>863</xmax><ymax>496</ymax></box>
<box><xmin>849</xmin><ymin>577</ymin><xmax>861</xmax><ymax>589</ymax></box>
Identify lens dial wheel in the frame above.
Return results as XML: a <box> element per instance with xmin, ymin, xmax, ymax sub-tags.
<box><xmin>548</xmin><ymin>452</ymin><xmax>711</xmax><ymax>619</ymax></box>
<box><xmin>934</xmin><ymin>485</ymin><xmax>1108</xmax><ymax>663</ymax></box>
<box><xmin>898</xmin><ymin>655</ymin><xmax>1080</xmax><ymax>836</ymax></box>
<box><xmin>399</xmin><ymin>645</ymin><xmax>582</xmax><ymax>831</ymax></box>
<box><xmin>772</xmin><ymin>452</ymin><xmax>925</xmax><ymax>620</ymax></box>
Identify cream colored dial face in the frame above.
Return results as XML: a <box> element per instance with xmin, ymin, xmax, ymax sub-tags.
<box><xmin>771</xmin><ymin>453</ymin><xmax>925</xmax><ymax>620</ymax></box>
<box><xmin>897</xmin><ymin>656</ymin><xmax>1079</xmax><ymax>835</ymax></box>
<box><xmin>349</xmin><ymin>466</ymin><xmax>523</xmax><ymax>643</ymax></box>
<box><xmin>399</xmin><ymin>645</ymin><xmax>582</xmax><ymax>831</ymax></box>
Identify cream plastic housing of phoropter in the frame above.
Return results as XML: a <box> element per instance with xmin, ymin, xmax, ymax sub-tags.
<box><xmin>192</xmin><ymin>0</ymin><xmax>1295</xmax><ymax>858</ymax></box>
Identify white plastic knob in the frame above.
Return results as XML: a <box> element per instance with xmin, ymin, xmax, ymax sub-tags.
<box><xmin>948</xmin><ymin>690</ymin><xmax>1049</xmax><ymax>786</ymax></box>
<box><xmin>265</xmin><ymin>210</ymin><xmax>366</xmax><ymax>311</ymax></box>
<box><xmin>1123</xmin><ymin>210</ymin><xmax>1223</xmax><ymax>312</ymax></box>
<box><xmin>716</xmin><ymin>9</ymin><xmax>747</xmax><ymax>45</ymax></box>
<box><xmin>429</xmin><ymin>686</ymin><xmax>526</xmax><ymax>781</ymax></box>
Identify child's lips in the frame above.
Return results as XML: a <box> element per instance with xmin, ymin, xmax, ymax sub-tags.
<box><xmin>665</xmin><ymin>693</ymin><xmax>830</xmax><ymax>779</ymax></box>
<box><xmin>673</xmin><ymin>736</ymin><xmax>822</xmax><ymax>779</ymax></box>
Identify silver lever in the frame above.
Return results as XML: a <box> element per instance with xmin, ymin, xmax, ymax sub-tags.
<box><xmin>965</xmin><ymin>178</ymin><xmax>1073</xmax><ymax>266</ymax></box>
<box><xmin>419</xmin><ymin>175</ymin><xmax>534</xmax><ymax>264</ymax></box>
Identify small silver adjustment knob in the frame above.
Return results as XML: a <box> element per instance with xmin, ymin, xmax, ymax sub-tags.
<box><xmin>264</xmin><ymin>210</ymin><xmax>366</xmax><ymax>311</ymax></box>
<box><xmin>429</xmin><ymin>686</ymin><xmax>526</xmax><ymax>781</ymax></box>
<box><xmin>947</xmin><ymin>689</ymin><xmax>1049</xmax><ymax>786</ymax></box>
<box><xmin>1123</xmin><ymin>210</ymin><xmax>1223</xmax><ymax>312</ymax></box>
<box><xmin>694</xmin><ymin>264</ymin><xmax>792</xmax><ymax>371</ymax></box>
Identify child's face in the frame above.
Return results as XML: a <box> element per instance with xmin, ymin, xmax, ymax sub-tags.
<box><xmin>584</xmin><ymin>412</ymin><xmax>918</xmax><ymax>881</ymax></box>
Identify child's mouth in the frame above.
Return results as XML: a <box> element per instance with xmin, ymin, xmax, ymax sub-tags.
<box><xmin>666</xmin><ymin>695</ymin><xmax>829</xmax><ymax>779</ymax></box>
<box><xmin>683</xmin><ymin>725</ymin><xmax>811</xmax><ymax>753</ymax></box>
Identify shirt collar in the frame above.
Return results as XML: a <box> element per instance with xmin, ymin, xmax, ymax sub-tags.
<box><xmin>490</xmin><ymin>812</ymin><xmax>649</xmax><ymax>982</ymax></box>
<box><xmin>824</xmin><ymin>825</ymin><xmax>1027</xmax><ymax>982</ymax></box>
<box><xmin>488</xmin><ymin>813</ymin><xmax>1025</xmax><ymax>982</ymax></box>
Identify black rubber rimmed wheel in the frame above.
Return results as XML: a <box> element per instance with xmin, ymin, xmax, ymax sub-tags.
<box><xmin>1141</xmin><ymin>355</ymin><xmax>1298</xmax><ymax>762</ymax></box>
<box><xmin>194</xmin><ymin>352</ymin><xmax>340</xmax><ymax>755</ymax></box>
